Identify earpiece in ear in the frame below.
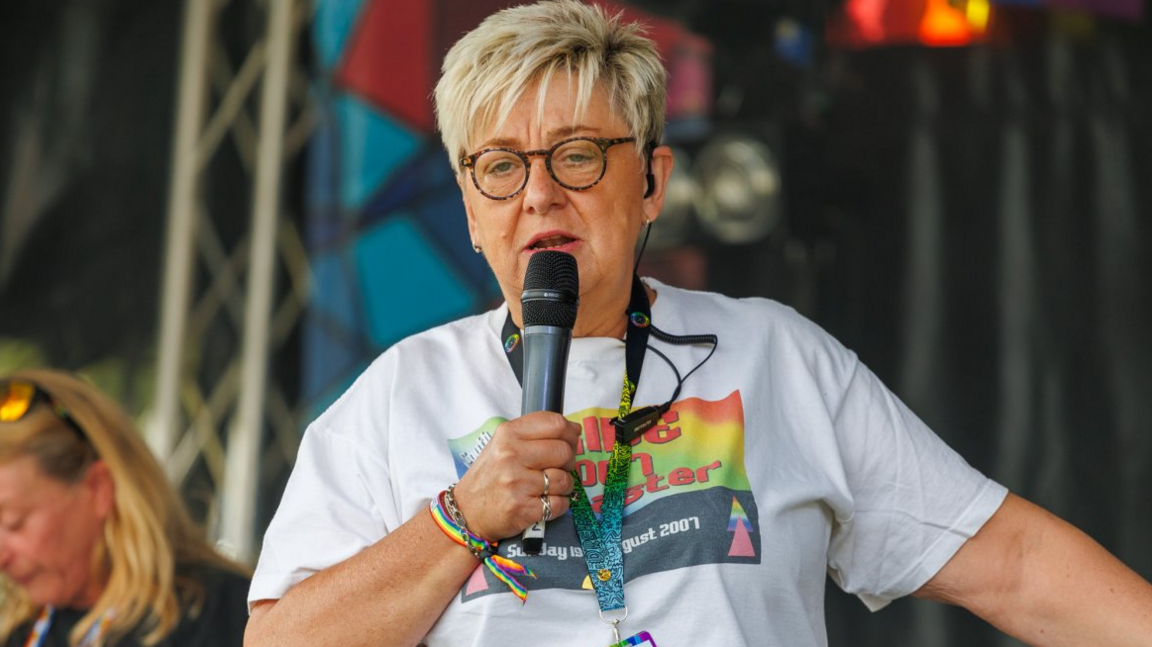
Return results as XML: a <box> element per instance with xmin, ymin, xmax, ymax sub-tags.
<box><xmin>643</xmin><ymin>141</ymin><xmax>658</xmax><ymax>198</ymax></box>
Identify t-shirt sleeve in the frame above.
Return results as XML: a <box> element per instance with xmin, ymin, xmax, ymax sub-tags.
<box><xmin>824</xmin><ymin>358</ymin><xmax>1008</xmax><ymax>611</ymax></box>
<box><xmin>247</xmin><ymin>419</ymin><xmax>396</xmax><ymax>609</ymax></box>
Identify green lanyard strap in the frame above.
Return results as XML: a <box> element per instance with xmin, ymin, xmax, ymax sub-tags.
<box><xmin>500</xmin><ymin>273</ymin><xmax>651</xmax><ymax>612</ymax></box>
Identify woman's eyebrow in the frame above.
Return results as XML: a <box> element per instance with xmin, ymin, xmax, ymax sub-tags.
<box><xmin>475</xmin><ymin>125</ymin><xmax>604</xmax><ymax>150</ymax></box>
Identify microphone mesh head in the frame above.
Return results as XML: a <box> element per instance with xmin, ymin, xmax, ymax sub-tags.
<box><xmin>522</xmin><ymin>251</ymin><xmax>579</xmax><ymax>329</ymax></box>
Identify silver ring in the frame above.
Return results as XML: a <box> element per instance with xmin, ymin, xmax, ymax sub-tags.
<box><xmin>542</xmin><ymin>470</ymin><xmax>551</xmax><ymax>497</ymax></box>
<box><xmin>540</xmin><ymin>494</ymin><xmax>552</xmax><ymax>522</ymax></box>
<box><xmin>599</xmin><ymin>605</ymin><xmax>629</xmax><ymax>626</ymax></box>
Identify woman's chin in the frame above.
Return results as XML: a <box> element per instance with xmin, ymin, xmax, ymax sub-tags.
<box><xmin>20</xmin><ymin>581</ymin><xmax>82</xmax><ymax>609</ymax></box>
<box><xmin>20</xmin><ymin>584</ymin><xmax>55</xmax><ymax>607</ymax></box>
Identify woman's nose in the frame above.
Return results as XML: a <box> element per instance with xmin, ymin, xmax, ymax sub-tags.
<box><xmin>521</xmin><ymin>158</ymin><xmax>565</xmax><ymax>215</ymax></box>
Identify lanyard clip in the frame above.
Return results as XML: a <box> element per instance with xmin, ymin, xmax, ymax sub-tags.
<box><xmin>610</xmin><ymin>405</ymin><xmax>664</xmax><ymax>444</ymax></box>
<box><xmin>599</xmin><ymin>606</ymin><xmax>629</xmax><ymax>645</ymax></box>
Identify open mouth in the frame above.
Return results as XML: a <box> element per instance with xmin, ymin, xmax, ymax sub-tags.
<box><xmin>529</xmin><ymin>235</ymin><xmax>576</xmax><ymax>250</ymax></box>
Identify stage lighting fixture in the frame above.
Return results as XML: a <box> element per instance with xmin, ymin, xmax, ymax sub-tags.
<box><xmin>692</xmin><ymin>134</ymin><xmax>783</xmax><ymax>244</ymax></box>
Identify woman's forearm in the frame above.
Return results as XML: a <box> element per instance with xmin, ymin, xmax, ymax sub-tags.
<box><xmin>245</xmin><ymin>510</ymin><xmax>478</xmax><ymax>647</ymax></box>
<box><xmin>245</xmin><ymin>413</ymin><xmax>579</xmax><ymax>647</ymax></box>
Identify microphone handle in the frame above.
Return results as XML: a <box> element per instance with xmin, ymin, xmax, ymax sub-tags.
<box><xmin>520</xmin><ymin>324</ymin><xmax>572</xmax><ymax>554</ymax></box>
<box><xmin>521</xmin><ymin>325</ymin><xmax>571</xmax><ymax>414</ymax></box>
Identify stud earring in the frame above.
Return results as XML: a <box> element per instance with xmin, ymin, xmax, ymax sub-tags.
<box><xmin>472</xmin><ymin>244</ymin><xmax>483</xmax><ymax>254</ymax></box>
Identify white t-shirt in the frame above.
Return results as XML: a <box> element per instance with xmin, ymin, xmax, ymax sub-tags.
<box><xmin>250</xmin><ymin>279</ymin><xmax>1007</xmax><ymax>646</ymax></box>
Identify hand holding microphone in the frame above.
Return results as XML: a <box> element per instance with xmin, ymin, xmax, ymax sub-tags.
<box><xmin>448</xmin><ymin>251</ymin><xmax>579</xmax><ymax>549</ymax></box>
<box><xmin>451</xmin><ymin>412</ymin><xmax>579</xmax><ymax>543</ymax></box>
<box><xmin>518</xmin><ymin>250</ymin><xmax>578</xmax><ymax>554</ymax></box>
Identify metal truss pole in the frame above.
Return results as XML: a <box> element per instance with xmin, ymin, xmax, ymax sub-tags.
<box><xmin>154</xmin><ymin>0</ymin><xmax>313</xmax><ymax>562</ymax></box>
<box><xmin>154</xmin><ymin>0</ymin><xmax>216</xmax><ymax>465</ymax></box>
<box><xmin>221</xmin><ymin>0</ymin><xmax>296</xmax><ymax>563</ymax></box>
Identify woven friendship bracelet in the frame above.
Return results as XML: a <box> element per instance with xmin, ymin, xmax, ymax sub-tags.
<box><xmin>430</xmin><ymin>489</ymin><xmax>536</xmax><ymax>602</ymax></box>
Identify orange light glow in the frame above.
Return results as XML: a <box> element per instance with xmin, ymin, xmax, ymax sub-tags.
<box><xmin>828</xmin><ymin>0</ymin><xmax>994</xmax><ymax>49</ymax></box>
<box><xmin>919</xmin><ymin>0</ymin><xmax>975</xmax><ymax>46</ymax></box>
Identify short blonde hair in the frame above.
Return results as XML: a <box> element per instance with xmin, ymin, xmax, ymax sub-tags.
<box><xmin>0</xmin><ymin>369</ymin><xmax>247</xmax><ymax>646</ymax></box>
<box><xmin>434</xmin><ymin>0</ymin><xmax>667</xmax><ymax>171</ymax></box>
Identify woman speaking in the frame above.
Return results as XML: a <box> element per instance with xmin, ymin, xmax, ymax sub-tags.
<box><xmin>245</xmin><ymin>2</ymin><xmax>1152</xmax><ymax>646</ymax></box>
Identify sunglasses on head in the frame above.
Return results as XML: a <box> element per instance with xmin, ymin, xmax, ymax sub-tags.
<box><xmin>0</xmin><ymin>379</ymin><xmax>90</xmax><ymax>442</ymax></box>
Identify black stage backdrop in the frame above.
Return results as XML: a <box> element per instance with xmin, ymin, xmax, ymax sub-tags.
<box><xmin>778</xmin><ymin>19</ymin><xmax>1152</xmax><ymax>647</ymax></box>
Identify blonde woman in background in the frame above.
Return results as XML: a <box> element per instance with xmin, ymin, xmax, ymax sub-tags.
<box><xmin>0</xmin><ymin>369</ymin><xmax>249</xmax><ymax>647</ymax></box>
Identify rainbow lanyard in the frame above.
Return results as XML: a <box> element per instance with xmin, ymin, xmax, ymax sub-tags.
<box><xmin>501</xmin><ymin>274</ymin><xmax>652</xmax><ymax>617</ymax></box>
<box><xmin>25</xmin><ymin>606</ymin><xmax>112</xmax><ymax>647</ymax></box>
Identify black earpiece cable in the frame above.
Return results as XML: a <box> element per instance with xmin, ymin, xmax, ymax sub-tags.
<box><xmin>648</xmin><ymin>325</ymin><xmax>718</xmax><ymax>409</ymax></box>
<box><xmin>612</xmin><ymin>321</ymin><xmax>719</xmax><ymax>443</ymax></box>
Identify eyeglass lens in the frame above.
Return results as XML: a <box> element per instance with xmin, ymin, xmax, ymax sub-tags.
<box><xmin>474</xmin><ymin>139</ymin><xmax>606</xmax><ymax>198</ymax></box>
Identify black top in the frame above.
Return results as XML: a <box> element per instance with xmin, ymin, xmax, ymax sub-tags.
<box><xmin>4</xmin><ymin>565</ymin><xmax>249</xmax><ymax>647</ymax></box>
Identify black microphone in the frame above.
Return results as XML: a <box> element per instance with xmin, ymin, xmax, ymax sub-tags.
<box><xmin>519</xmin><ymin>250</ymin><xmax>578</xmax><ymax>554</ymax></box>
